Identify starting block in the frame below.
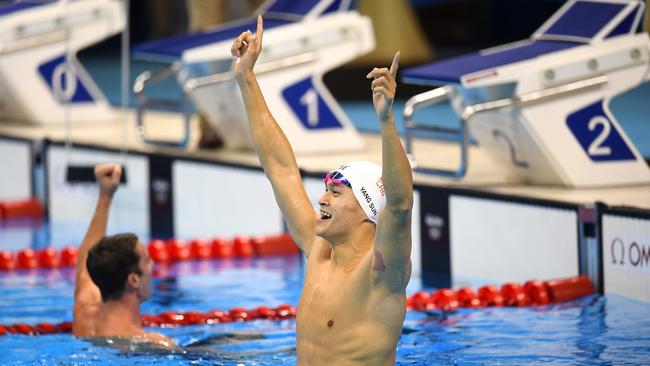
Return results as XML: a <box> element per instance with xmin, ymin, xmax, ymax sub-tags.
<box><xmin>0</xmin><ymin>0</ymin><xmax>125</xmax><ymax>124</ymax></box>
<box><xmin>402</xmin><ymin>0</ymin><xmax>650</xmax><ymax>187</ymax></box>
<box><xmin>133</xmin><ymin>0</ymin><xmax>375</xmax><ymax>153</ymax></box>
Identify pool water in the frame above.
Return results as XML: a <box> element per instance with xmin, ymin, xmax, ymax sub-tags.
<box><xmin>1</xmin><ymin>255</ymin><xmax>649</xmax><ymax>366</ymax></box>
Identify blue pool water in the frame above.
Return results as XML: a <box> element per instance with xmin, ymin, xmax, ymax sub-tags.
<box><xmin>1</xmin><ymin>253</ymin><xmax>650</xmax><ymax>365</ymax></box>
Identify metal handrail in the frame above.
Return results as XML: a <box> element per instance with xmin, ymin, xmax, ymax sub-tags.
<box><xmin>459</xmin><ymin>75</ymin><xmax>609</xmax><ymax>120</ymax></box>
<box><xmin>133</xmin><ymin>52</ymin><xmax>318</xmax><ymax>148</ymax></box>
<box><xmin>0</xmin><ymin>30</ymin><xmax>67</xmax><ymax>54</ymax></box>
<box><xmin>134</xmin><ymin>62</ymin><xmax>193</xmax><ymax>148</ymax></box>
<box><xmin>403</xmin><ymin>85</ymin><xmax>468</xmax><ymax>178</ymax></box>
<box><xmin>403</xmin><ymin>74</ymin><xmax>609</xmax><ymax>179</ymax></box>
<box><xmin>1</xmin><ymin>5</ymin><xmax>110</xmax><ymax>54</ymax></box>
<box><xmin>184</xmin><ymin>52</ymin><xmax>317</xmax><ymax>93</ymax></box>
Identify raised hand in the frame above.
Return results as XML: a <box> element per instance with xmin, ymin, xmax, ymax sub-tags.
<box><xmin>366</xmin><ymin>51</ymin><xmax>400</xmax><ymax>122</ymax></box>
<box><xmin>94</xmin><ymin>164</ymin><xmax>122</xmax><ymax>197</ymax></box>
<box><xmin>231</xmin><ymin>15</ymin><xmax>264</xmax><ymax>77</ymax></box>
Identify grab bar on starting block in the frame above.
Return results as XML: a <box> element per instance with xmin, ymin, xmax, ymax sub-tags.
<box><xmin>134</xmin><ymin>62</ymin><xmax>193</xmax><ymax>148</ymax></box>
<box><xmin>133</xmin><ymin>52</ymin><xmax>317</xmax><ymax>148</ymax></box>
<box><xmin>403</xmin><ymin>85</ymin><xmax>468</xmax><ymax>178</ymax></box>
<box><xmin>404</xmin><ymin>75</ymin><xmax>609</xmax><ymax>179</ymax></box>
<box><xmin>183</xmin><ymin>52</ymin><xmax>317</xmax><ymax>94</ymax></box>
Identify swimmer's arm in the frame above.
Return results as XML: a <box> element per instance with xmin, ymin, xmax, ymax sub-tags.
<box><xmin>231</xmin><ymin>16</ymin><xmax>315</xmax><ymax>256</ymax></box>
<box><xmin>369</xmin><ymin>53</ymin><xmax>413</xmax><ymax>291</ymax></box>
<box><xmin>74</xmin><ymin>165</ymin><xmax>122</xmax><ymax>305</ymax></box>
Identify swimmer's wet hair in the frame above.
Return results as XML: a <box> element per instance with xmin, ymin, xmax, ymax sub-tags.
<box><xmin>87</xmin><ymin>233</ymin><xmax>142</xmax><ymax>302</ymax></box>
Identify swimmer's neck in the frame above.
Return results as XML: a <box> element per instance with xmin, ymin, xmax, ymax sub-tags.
<box><xmin>328</xmin><ymin>225</ymin><xmax>375</xmax><ymax>269</ymax></box>
<box><xmin>101</xmin><ymin>295</ymin><xmax>143</xmax><ymax>329</ymax></box>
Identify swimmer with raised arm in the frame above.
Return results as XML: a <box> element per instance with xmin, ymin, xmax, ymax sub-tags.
<box><xmin>72</xmin><ymin>164</ymin><xmax>174</xmax><ymax>347</ymax></box>
<box><xmin>232</xmin><ymin>16</ymin><xmax>413</xmax><ymax>365</ymax></box>
<box><xmin>72</xmin><ymin>165</ymin><xmax>267</xmax><ymax>354</ymax></box>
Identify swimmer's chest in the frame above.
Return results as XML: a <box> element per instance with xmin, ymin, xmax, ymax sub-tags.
<box><xmin>298</xmin><ymin>258</ymin><xmax>373</xmax><ymax>330</ymax></box>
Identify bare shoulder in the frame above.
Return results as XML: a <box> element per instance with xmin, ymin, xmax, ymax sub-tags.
<box><xmin>72</xmin><ymin>301</ymin><xmax>100</xmax><ymax>337</ymax></box>
<box><xmin>74</xmin><ymin>281</ymin><xmax>102</xmax><ymax>313</ymax></box>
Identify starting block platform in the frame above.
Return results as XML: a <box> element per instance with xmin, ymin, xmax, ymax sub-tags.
<box><xmin>0</xmin><ymin>0</ymin><xmax>125</xmax><ymax>124</ymax></box>
<box><xmin>401</xmin><ymin>0</ymin><xmax>650</xmax><ymax>188</ymax></box>
<box><xmin>132</xmin><ymin>0</ymin><xmax>374</xmax><ymax>153</ymax></box>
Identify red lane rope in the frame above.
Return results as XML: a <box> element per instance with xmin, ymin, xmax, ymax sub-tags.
<box><xmin>0</xmin><ymin>198</ymin><xmax>44</xmax><ymax>221</ymax></box>
<box><xmin>406</xmin><ymin>275</ymin><xmax>594</xmax><ymax>311</ymax></box>
<box><xmin>0</xmin><ymin>234</ymin><xmax>301</xmax><ymax>271</ymax></box>
<box><xmin>0</xmin><ymin>275</ymin><xmax>595</xmax><ymax>337</ymax></box>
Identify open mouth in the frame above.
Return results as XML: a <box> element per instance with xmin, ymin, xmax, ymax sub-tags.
<box><xmin>320</xmin><ymin>210</ymin><xmax>332</xmax><ymax>219</ymax></box>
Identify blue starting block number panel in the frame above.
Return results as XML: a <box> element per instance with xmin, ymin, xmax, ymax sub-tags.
<box><xmin>38</xmin><ymin>56</ymin><xmax>94</xmax><ymax>104</ymax></box>
<box><xmin>282</xmin><ymin>77</ymin><xmax>342</xmax><ymax>129</ymax></box>
<box><xmin>566</xmin><ymin>101</ymin><xmax>636</xmax><ymax>162</ymax></box>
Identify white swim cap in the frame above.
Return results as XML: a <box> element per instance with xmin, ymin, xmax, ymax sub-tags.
<box><xmin>325</xmin><ymin>161</ymin><xmax>386</xmax><ymax>223</ymax></box>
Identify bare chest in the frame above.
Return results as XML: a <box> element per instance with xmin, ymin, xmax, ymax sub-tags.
<box><xmin>296</xmin><ymin>259</ymin><xmax>378</xmax><ymax>358</ymax></box>
<box><xmin>298</xmin><ymin>265</ymin><xmax>368</xmax><ymax>329</ymax></box>
<box><xmin>295</xmin><ymin>258</ymin><xmax>407</xmax><ymax>364</ymax></box>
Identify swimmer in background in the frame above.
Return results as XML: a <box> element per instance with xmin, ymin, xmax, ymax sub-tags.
<box><xmin>72</xmin><ymin>164</ymin><xmax>266</xmax><ymax>354</ymax></box>
<box><xmin>72</xmin><ymin>164</ymin><xmax>174</xmax><ymax>348</ymax></box>
<box><xmin>231</xmin><ymin>16</ymin><xmax>413</xmax><ymax>365</ymax></box>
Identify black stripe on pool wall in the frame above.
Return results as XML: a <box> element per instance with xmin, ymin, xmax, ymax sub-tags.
<box><xmin>149</xmin><ymin>155</ymin><xmax>174</xmax><ymax>239</ymax></box>
<box><xmin>418</xmin><ymin>188</ymin><xmax>452</xmax><ymax>288</ymax></box>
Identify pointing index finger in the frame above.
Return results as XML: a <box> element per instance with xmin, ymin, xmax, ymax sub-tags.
<box><xmin>256</xmin><ymin>15</ymin><xmax>264</xmax><ymax>48</ymax></box>
<box><xmin>389</xmin><ymin>51</ymin><xmax>400</xmax><ymax>78</ymax></box>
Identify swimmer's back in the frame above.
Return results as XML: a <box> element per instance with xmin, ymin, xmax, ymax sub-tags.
<box><xmin>73</xmin><ymin>302</ymin><xmax>174</xmax><ymax>348</ymax></box>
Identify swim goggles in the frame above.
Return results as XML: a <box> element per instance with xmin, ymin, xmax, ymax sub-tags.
<box><xmin>323</xmin><ymin>170</ymin><xmax>351</xmax><ymax>188</ymax></box>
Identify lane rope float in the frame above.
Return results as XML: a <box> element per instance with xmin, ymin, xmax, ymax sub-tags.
<box><xmin>0</xmin><ymin>275</ymin><xmax>595</xmax><ymax>336</ymax></box>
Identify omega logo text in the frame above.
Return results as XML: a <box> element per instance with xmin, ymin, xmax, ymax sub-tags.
<box><xmin>611</xmin><ymin>237</ymin><xmax>650</xmax><ymax>267</ymax></box>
